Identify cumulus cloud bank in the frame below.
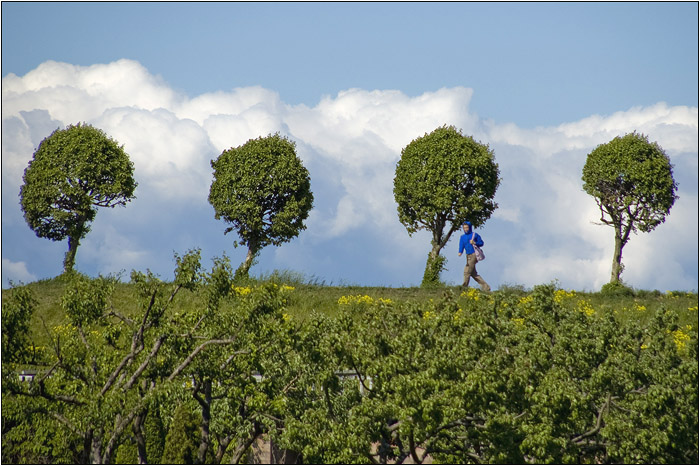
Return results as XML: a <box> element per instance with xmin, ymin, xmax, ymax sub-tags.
<box><xmin>2</xmin><ymin>60</ymin><xmax>697</xmax><ymax>290</ymax></box>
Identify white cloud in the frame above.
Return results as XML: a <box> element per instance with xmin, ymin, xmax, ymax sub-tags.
<box><xmin>2</xmin><ymin>259</ymin><xmax>38</xmax><ymax>285</ymax></box>
<box><xmin>2</xmin><ymin>60</ymin><xmax>180</xmax><ymax>120</ymax></box>
<box><xmin>2</xmin><ymin>59</ymin><xmax>697</xmax><ymax>290</ymax></box>
<box><xmin>487</xmin><ymin>103</ymin><xmax>698</xmax><ymax>159</ymax></box>
<box><xmin>79</xmin><ymin>222</ymin><xmax>151</xmax><ymax>277</ymax></box>
<box><xmin>94</xmin><ymin>106</ymin><xmax>217</xmax><ymax>200</ymax></box>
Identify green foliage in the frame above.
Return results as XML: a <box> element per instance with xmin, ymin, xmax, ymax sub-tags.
<box><xmin>421</xmin><ymin>252</ymin><xmax>447</xmax><ymax>288</ymax></box>
<box><xmin>600</xmin><ymin>280</ymin><xmax>636</xmax><ymax>297</ymax></box>
<box><xmin>61</xmin><ymin>273</ymin><xmax>116</xmax><ymax>326</ymax></box>
<box><xmin>209</xmin><ymin>133</ymin><xmax>314</xmax><ymax>278</ymax></box>
<box><xmin>146</xmin><ymin>405</ymin><xmax>168</xmax><ymax>464</ymax></box>
<box><xmin>2</xmin><ymin>285</ymin><xmax>36</xmax><ymax>364</ymax></box>
<box><xmin>393</xmin><ymin>125</ymin><xmax>500</xmax><ymax>286</ymax></box>
<box><xmin>114</xmin><ymin>439</ymin><xmax>139</xmax><ymax>464</ymax></box>
<box><xmin>161</xmin><ymin>403</ymin><xmax>200</xmax><ymax>464</ymax></box>
<box><xmin>582</xmin><ymin>132</ymin><xmax>678</xmax><ymax>283</ymax></box>
<box><xmin>2</xmin><ymin>271</ymin><xmax>697</xmax><ymax>464</ymax></box>
<box><xmin>19</xmin><ymin>123</ymin><xmax>137</xmax><ymax>273</ymax></box>
<box><xmin>292</xmin><ymin>285</ymin><xmax>696</xmax><ymax>463</ymax></box>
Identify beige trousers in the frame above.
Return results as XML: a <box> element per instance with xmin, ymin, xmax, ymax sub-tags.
<box><xmin>463</xmin><ymin>253</ymin><xmax>490</xmax><ymax>291</ymax></box>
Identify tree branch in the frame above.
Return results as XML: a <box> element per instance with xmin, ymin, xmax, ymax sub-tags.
<box><xmin>348</xmin><ymin>354</ymin><xmax>373</xmax><ymax>394</ymax></box>
<box><xmin>167</xmin><ymin>338</ymin><xmax>238</xmax><ymax>382</ymax></box>
<box><xmin>101</xmin><ymin>336</ymin><xmax>145</xmax><ymax>396</ymax></box>
<box><xmin>101</xmin><ymin>406</ymin><xmax>140</xmax><ymax>464</ymax></box>
<box><xmin>123</xmin><ymin>335</ymin><xmax>166</xmax><ymax>391</ymax></box>
<box><xmin>572</xmin><ymin>393</ymin><xmax>611</xmax><ymax>444</ymax></box>
<box><xmin>219</xmin><ymin>350</ymin><xmax>250</xmax><ymax>371</ymax></box>
<box><xmin>107</xmin><ymin>308</ymin><xmax>135</xmax><ymax>326</ymax></box>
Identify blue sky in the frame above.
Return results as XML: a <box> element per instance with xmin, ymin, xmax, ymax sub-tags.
<box><xmin>2</xmin><ymin>2</ymin><xmax>698</xmax><ymax>290</ymax></box>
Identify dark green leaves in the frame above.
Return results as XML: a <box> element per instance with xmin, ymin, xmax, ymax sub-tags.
<box><xmin>582</xmin><ymin>132</ymin><xmax>678</xmax><ymax>283</ymax></box>
<box><xmin>208</xmin><ymin>133</ymin><xmax>314</xmax><ymax>277</ymax></box>
<box><xmin>582</xmin><ymin>132</ymin><xmax>677</xmax><ymax>234</ymax></box>
<box><xmin>394</xmin><ymin>125</ymin><xmax>500</xmax><ymax>285</ymax></box>
<box><xmin>1</xmin><ymin>285</ymin><xmax>37</xmax><ymax>364</ymax></box>
<box><xmin>394</xmin><ymin>125</ymin><xmax>500</xmax><ymax>234</ymax></box>
<box><xmin>19</xmin><ymin>123</ymin><xmax>137</xmax><ymax>273</ymax></box>
<box><xmin>61</xmin><ymin>274</ymin><xmax>115</xmax><ymax>326</ymax></box>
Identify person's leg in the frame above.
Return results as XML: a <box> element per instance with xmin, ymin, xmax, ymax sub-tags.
<box><xmin>470</xmin><ymin>260</ymin><xmax>491</xmax><ymax>292</ymax></box>
<box><xmin>463</xmin><ymin>253</ymin><xmax>476</xmax><ymax>287</ymax></box>
<box><xmin>472</xmin><ymin>273</ymin><xmax>491</xmax><ymax>292</ymax></box>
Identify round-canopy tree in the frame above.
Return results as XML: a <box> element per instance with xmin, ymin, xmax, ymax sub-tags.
<box><xmin>394</xmin><ymin>125</ymin><xmax>500</xmax><ymax>287</ymax></box>
<box><xmin>208</xmin><ymin>134</ymin><xmax>314</xmax><ymax>279</ymax></box>
<box><xmin>582</xmin><ymin>132</ymin><xmax>678</xmax><ymax>284</ymax></box>
<box><xmin>20</xmin><ymin>123</ymin><xmax>137</xmax><ymax>274</ymax></box>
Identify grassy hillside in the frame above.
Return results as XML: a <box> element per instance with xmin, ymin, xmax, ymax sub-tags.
<box><xmin>5</xmin><ymin>272</ymin><xmax>698</xmax><ymax>351</ymax></box>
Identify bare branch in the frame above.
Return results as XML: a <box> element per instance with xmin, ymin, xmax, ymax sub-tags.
<box><xmin>16</xmin><ymin>382</ymin><xmax>86</xmax><ymax>406</ymax></box>
<box><xmin>106</xmin><ymin>308</ymin><xmax>135</xmax><ymax>326</ymax></box>
<box><xmin>51</xmin><ymin>412</ymin><xmax>82</xmax><ymax>435</ymax></box>
<box><xmin>348</xmin><ymin>355</ymin><xmax>373</xmax><ymax>394</ymax></box>
<box><xmin>572</xmin><ymin>393</ymin><xmax>611</xmax><ymax>444</ymax></box>
<box><xmin>101</xmin><ymin>338</ymin><xmax>144</xmax><ymax>396</ymax></box>
<box><xmin>167</xmin><ymin>338</ymin><xmax>237</xmax><ymax>382</ymax></box>
<box><xmin>101</xmin><ymin>406</ymin><xmax>140</xmax><ymax>464</ymax></box>
<box><xmin>123</xmin><ymin>335</ymin><xmax>166</xmax><ymax>391</ymax></box>
<box><xmin>34</xmin><ymin>361</ymin><xmax>59</xmax><ymax>385</ymax></box>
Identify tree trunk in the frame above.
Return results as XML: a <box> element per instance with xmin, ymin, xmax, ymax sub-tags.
<box><xmin>610</xmin><ymin>220</ymin><xmax>633</xmax><ymax>284</ymax></box>
<box><xmin>133</xmin><ymin>410</ymin><xmax>148</xmax><ymax>465</ymax></box>
<box><xmin>64</xmin><ymin>234</ymin><xmax>80</xmax><ymax>274</ymax></box>
<box><xmin>421</xmin><ymin>242</ymin><xmax>445</xmax><ymax>287</ymax></box>
<box><xmin>236</xmin><ymin>242</ymin><xmax>259</xmax><ymax>279</ymax></box>
<box><xmin>91</xmin><ymin>431</ymin><xmax>103</xmax><ymax>464</ymax></box>
<box><xmin>215</xmin><ymin>435</ymin><xmax>233</xmax><ymax>464</ymax></box>
<box><xmin>610</xmin><ymin>234</ymin><xmax>624</xmax><ymax>283</ymax></box>
<box><xmin>196</xmin><ymin>380</ymin><xmax>213</xmax><ymax>464</ymax></box>
<box><xmin>421</xmin><ymin>222</ymin><xmax>458</xmax><ymax>288</ymax></box>
<box><xmin>229</xmin><ymin>425</ymin><xmax>261</xmax><ymax>464</ymax></box>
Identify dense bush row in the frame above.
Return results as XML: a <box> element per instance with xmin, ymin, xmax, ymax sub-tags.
<box><xmin>2</xmin><ymin>250</ymin><xmax>697</xmax><ymax>464</ymax></box>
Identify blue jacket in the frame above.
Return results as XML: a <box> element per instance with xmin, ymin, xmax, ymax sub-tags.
<box><xmin>459</xmin><ymin>229</ymin><xmax>484</xmax><ymax>255</ymax></box>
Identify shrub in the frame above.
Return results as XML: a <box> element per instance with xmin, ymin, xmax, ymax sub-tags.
<box><xmin>601</xmin><ymin>281</ymin><xmax>636</xmax><ymax>297</ymax></box>
<box><xmin>161</xmin><ymin>404</ymin><xmax>199</xmax><ymax>464</ymax></box>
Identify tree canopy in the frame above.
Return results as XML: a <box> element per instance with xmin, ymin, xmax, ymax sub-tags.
<box><xmin>208</xmin><ymin>134</ymin><xmax>314</xmax><ymax>279</ymax></box>
<box><xmin>3</xmin><ymin>270</ymin><xmax>697</xmax><ymax>464</ymax></box>
<box><xmin>19</xmin><ymin>123</ymin><xmax>137</xmax><ymax>274</ymax></box>
<box><xmin>582</xmin><ymin>132</ymin><xmax>678</xmax><ymax>284</ymax></box>
<box><xmin>393</xmin><ymin>125</ymin><xmax>500</xmax><ymax>286</ymax></box>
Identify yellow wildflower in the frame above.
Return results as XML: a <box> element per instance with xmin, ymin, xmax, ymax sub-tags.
<box><xmin>554</xmin><ymin>289</ymin><xmax>576</xmax><ymax>304</ymax></box>
<box><xmin>233</xmin><ymin>286</ymin><xmax>252</xmax><ymax>296</ymax></box>
<box><xmin>461</xmin><ymin>288</ymin><xmax>480</xmax><ymax>301</ymax></box>
<box><xmin>337</xmin><ymin>295</ymin><xmax>375</xmax><ymax>306</ymax></box>
<box><xmin>519</xmin><ymin>295</ymin><xmax>534</xmax><ymax>306</ymax></box>
<box><xmin>576</xmin><ymin>299</ymin><xmax>596</xmax><ymax>317</ymax></box>
<box><xmin>357</xmin><ymin>295</ymin><xmax>374</xmax><ymax>305</ymax></box>
<box><xmin>672</xmin><ymin>329</ymin><xmax>690</xmax><ymax>351</ymax></box>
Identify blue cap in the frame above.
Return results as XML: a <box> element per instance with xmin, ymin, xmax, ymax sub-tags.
<box><xmin>463</xmin><ymin>221</ymin><xmax>472</xmax><ymax>226</ymax></box>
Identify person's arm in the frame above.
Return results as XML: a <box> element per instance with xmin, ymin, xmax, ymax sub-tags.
<box><xmin>473</xmin><ymin>233</ymin><xmax>484</xmax><ymax>247</ymax></box>
<box><xmin>458</xmin><ymin>236</ymin><xmax>465</xmax><ymax>256</ymax></box>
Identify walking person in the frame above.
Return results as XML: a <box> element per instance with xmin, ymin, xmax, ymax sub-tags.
<box><xmin>458</xmin><ymin>221</ymin><xmax>491</xmax><ymax>291</ymax></box>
